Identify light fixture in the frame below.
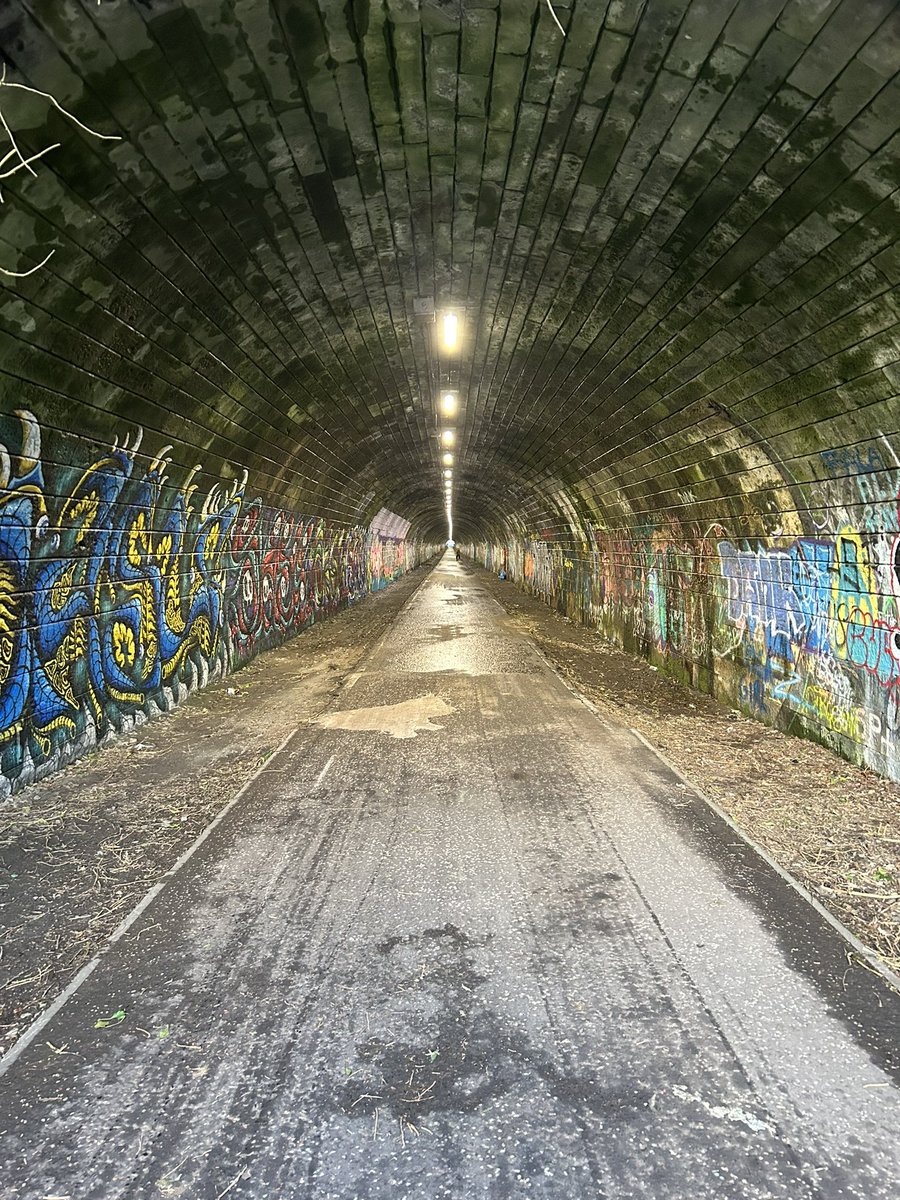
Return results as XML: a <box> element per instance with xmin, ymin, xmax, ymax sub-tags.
<box><xmin>442</xmin><ymin>452</ymin><xmax>453</xmax><ymax>466</ymax></box>
<box><xmin>441</xmin><ymin>311</ymin><xmax>458</xmax><ymax>351</ymax></box>
<box><xmin>440</xmin><ymin>391</ymin><xmax>458</xmax><ymax>417</ymax></box>
<box><xmin>441</xmin><ymin>429</ymin><xmax>455</xmax><ymax>446</ymax></box>
<box><xmin>443</xmin><ymin>469</ymin><xmax>452</xmax><ymax>479</ymax></box>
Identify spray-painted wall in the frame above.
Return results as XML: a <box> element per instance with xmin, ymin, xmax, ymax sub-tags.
<box><xmin>0</xmin><ymin>411</ymin><xmax>420</xmax><ymax>797</ymax></box>
<box><xmin>474</xmin><ymin>446</ymin><xmax>900</xmax><ymax>783</ymax></box>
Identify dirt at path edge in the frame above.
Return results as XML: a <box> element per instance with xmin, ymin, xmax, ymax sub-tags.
<box><xmin>478</xmin><ymin>565</ymin><xmax>900</xmax><ymax>980</ymax></box>
<box><xmin>0</xmin><ymin>565</ymin><xmax>436</xmax><ymax>1057</ymax></box>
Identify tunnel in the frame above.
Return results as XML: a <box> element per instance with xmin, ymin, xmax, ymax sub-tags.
<box><xmin>0</xmin><ymin>1</ymin><xmax>899</xmax><ymax>1197</ymax></box>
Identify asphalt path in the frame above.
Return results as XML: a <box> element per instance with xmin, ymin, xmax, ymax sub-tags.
<box><xmin>1</xmin><ymin>554</ymin><xmax>898</xmax><ymax>1199</ymax></box>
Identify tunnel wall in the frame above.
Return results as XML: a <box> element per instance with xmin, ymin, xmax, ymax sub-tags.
<box><xmin>0</xmin><ymin>409</ymin><xmax>423</xmax><ymax>798</ymax></box>
<box><xmin>473</xmin><ymin>451</ymin><xmax>900</xmax><ymax>782</ymax></box>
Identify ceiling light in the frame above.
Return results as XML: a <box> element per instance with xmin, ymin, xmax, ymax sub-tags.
<box><xmin>443</xmin><ymin>469</ymin><xmax>452</xmax><ymax>479</ymax></box>
<box><xmin>441</xmin><ymin>311</ymin><xmax>458</xmax><ymax>351</ymax></box>
<box><xmin>441</xmin><ymin>429</ymin><xmax>455</xmax><ymax>446</ymax></box>
<box><xmin>440</xmin><ymin>392</ymin><xmax>458</xmax><ymax>417</ymax></box>
<box><xmin>442</xmin><ymin>452</ymin><xmax>453</xmax><ymax>466</ymax></box>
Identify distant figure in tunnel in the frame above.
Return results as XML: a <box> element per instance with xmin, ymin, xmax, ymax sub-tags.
<box><xmin>455</xmin><ymin>547</ymin><xmax>461</xmax><ymax>561</ymax></box>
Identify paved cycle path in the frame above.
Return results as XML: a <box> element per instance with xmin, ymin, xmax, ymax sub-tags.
<box><xmin>1</xmin><ymin>554</ymin><xmax>898</xmax><ymax>1199</ymax></box>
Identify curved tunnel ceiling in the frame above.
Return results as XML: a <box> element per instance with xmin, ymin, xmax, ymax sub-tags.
<box><xmin>1</xmin><ymin>0</ymin><xmax>899</xmax><ymax>547</ymax></box>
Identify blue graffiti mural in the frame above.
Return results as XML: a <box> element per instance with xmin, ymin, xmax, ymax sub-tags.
<box><xmin>0</xmin><ymin>413</ymin><xmax>243</xmax><ymax>784</ymax></box>
<box><xmin>0</xmin><ymin>412</ymin><xmax>416</xmax><ymax>795</ymax></box>
<box><xmin>718</xmin><ymin>538</ymin><xmax>834</xmax><ymax>663</ymax></box>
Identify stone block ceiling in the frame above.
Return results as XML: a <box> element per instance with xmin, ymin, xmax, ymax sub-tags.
<box><xmin>0</xmin><ymin>0</ymin><xmax>898</xmax><ymax>546</ymax></box>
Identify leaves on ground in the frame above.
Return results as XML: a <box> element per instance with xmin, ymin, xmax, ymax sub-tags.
<box><xmin>94</xmin><ymin>1009</ymin><xmax>126</xmax><ymax>1029</ymax></box>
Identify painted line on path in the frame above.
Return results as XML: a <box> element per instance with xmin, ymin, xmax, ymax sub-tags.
<box><xmin>0</xmin><ymin>724</ymin><xmax>301</xmax><ymax>1081</ymax></box>
<box><xmin>0</xmin><ymin>560</ymin><xmax>444</xmax><ymax>1081</ymax></box>
<box><xmin>626</xmin><ymin>724</ymin><xmax>900</xmax><ymax>994</ymax></box>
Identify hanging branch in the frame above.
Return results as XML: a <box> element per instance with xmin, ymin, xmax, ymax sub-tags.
<box><xmin>0</xmin><ymin>61</ymin><xmax>121</xmax><ymax>279</ymax></box>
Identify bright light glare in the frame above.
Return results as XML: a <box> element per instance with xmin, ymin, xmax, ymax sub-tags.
<box><xmin>442</xmin><ymin>311</ymin><xmax>458</xmax><ymax>351</ymax></box>
<box><xmin>440</xmin><ymin>392</ymin><xmax>458</xmax><ymax>417</ymax></box>
<box><xmin>443</xmin><ymin>469</ymin><xmax>452</xmax><ymax>479</ymax></box>
<box><xmin>442</xmin><ymin>452</ymin><xmax>453</xmax><ymax>466</ymax></box>
<box><xmin>441</xmin><ymin>429</ymin><xmax>455</xmax><ymax>446</ymax></box>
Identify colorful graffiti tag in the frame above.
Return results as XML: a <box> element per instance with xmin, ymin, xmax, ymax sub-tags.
<box><xmin>368</xmin><ymin>535</ymin><xmax>407</xmax><ymax>593</ymax></box>
<box><xmin>0</xmin><ymin>413</ymin><xmax>414</xmax><ymax>796</ymax></box>
<box><xmin>477</xmin><ymin>452</ymin><xmax>900</xmax><ymax>781</ymax></box>
<box><xmin>520</xmin><ymin>521</ymin><xmax>717</xmax><ymax>664</ymax></box>
<box><xmin>229</xmin><ymin>502</ymin><xmax>368</xmax><ymax>660</ymax></box>
<box><xmin>0</xmin><ymin>412</ymin><xmax>242</xmax><ymax>790</ymax></box>
<box><xmin>718</xmin><ymin>527</ymin><xmax>900</xmax><ymax>758</ymax></box>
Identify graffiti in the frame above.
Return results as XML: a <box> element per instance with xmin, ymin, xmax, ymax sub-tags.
<box><xmin>716</xmin><ymin>511</ymin><xmax>900</xmax><ymax>776</ymax></box>
<box><xmin>0</xmin><ymin>412</ymin><xmax>242</xmax><ymax>789</ymax></box>
<box><xmin>720</xmin><ymin>527</ymin><xmax>900</xmax><ymax>697</ymax></box>
<box><xmin>0</xmin><ymin>413</ymin><xmax>414</xmax><ymax>796</ymax></box>
<box><xmin>816</xmin><ymin>443</ymin><xmax>900</xmax><ymax>537</ymax></box>
<box><xmin>718</xmin><ymin>538</ymin><xmax>834</xmax><ymax>661</ymax></box>
<box><xmin>524</xmin><ymin>542</ymin><xmax>555</xmax><ymax>596</ymax></box>
<box><xmin>368</xmin><ymin>536</ymin><xmax>406</xmax><ymax>592</ymax></box>
<box><xmin>482</xmin><ymin>542</ymin><xmax>512</xmax><ymax>576</ymax></box>
<box><xmin>831</xmin><ymin>531</ymin><xmax>900</xmax><ymax>686</ymax></box>
<box><xmin>475</xmin><ymin>460</ymin><xmax>900</xmax><ymax>780</ymax></box>
<box><xmin>820</xmin><ymin>447</ymin><xmax>884</xmax><ymax>476</ymax></box>
<box><xmin>228</xmin><ymin>503</ymin><xmax>367</xmax><ymax>659</ymax></box>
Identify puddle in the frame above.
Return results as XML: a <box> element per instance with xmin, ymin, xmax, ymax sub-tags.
<box><xmin>314</xmin><ymin>694</ymin><xmax>454</xmax><ymax>739</ymax></box>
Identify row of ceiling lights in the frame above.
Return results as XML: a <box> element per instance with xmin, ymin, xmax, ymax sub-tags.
<box><xmin>438</xmin><ymin>311</ymin><xmax>459</xmax><ymax>540</ymax></box>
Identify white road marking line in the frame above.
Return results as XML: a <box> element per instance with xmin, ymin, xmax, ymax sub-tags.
<box><xmin>313</xmin><ymin>755</ymin><xmax>335</xmax><ymax>789</ymax></box>
<box><xmin>0</xmin><ymin>570</ymin><xmax>441</xmax><ymax>1081</ymax></box>
<box><xmin>0</xmin><ymin>724</ymin><xmax>301</xmax><ymax>1080</ymax></box>
<box><xmin>627</xmin><ymin>725</ymin><xmax>900</xmax><ymax>993</ymax></box>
